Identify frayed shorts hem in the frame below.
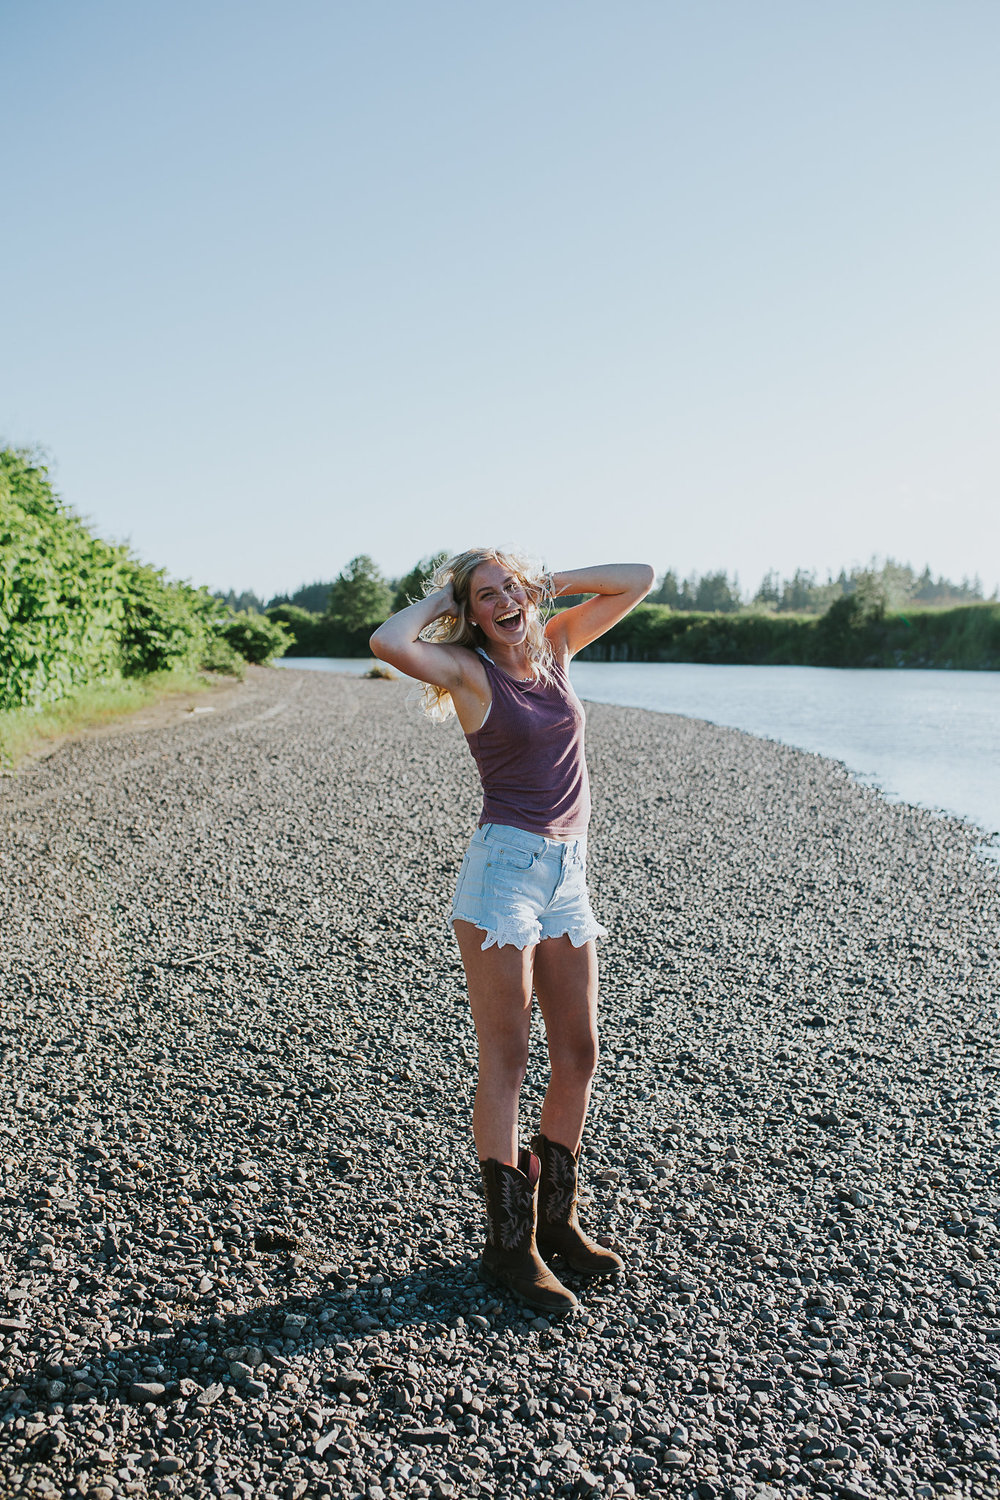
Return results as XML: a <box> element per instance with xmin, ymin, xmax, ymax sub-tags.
<box><xmin>451</xmin><ymin>912</ymin><xmax>609</xmax><ymax>952</ymax></box>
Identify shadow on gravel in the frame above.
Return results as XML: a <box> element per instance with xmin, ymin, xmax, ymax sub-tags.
<box><xmin>11</xmin><ymin>1251</ymin><xmax>561</xmax><ymax>1420</ymax></box>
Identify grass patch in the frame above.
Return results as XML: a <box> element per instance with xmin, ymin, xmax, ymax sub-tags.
<box><xmin>0</xmin><ymin>668</ymin><xmax>219</xmax><ymax>770</ymax></box>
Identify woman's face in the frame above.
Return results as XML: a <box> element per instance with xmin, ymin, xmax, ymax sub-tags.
<box><xmin>467</xmin><ymin>560</ymin><xmax>530</xmax><ymax>647</ymax></box>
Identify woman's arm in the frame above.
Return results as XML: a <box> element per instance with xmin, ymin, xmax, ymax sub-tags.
<box><xmin>369</xmin><ymin>586</ymin><xmax>473</xmax><ymax>689</ymax></box>
<box><xmin>545</xmin><ymin>563</ymin><xmax>655</xmax><ymax>658</ymax></box>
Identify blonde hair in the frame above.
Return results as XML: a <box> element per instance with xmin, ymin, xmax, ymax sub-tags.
<box><xmin>420</xmin><ymin>547</ymin><xmax>556</xmax><ymax>718</ymax></box>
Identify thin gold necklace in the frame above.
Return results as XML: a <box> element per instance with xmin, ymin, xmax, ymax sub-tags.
<box><xmin>484</xmin><ymin>650</ymin><xmax>532</xmax><ymax>683</ymax></box>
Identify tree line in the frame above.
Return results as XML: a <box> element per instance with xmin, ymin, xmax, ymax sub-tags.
<box><xmin>217</xmin><ymin>554</ymin><xmax>449</xmax><ymax>656</ymax></box>
<box><xmin>217</xmin><ymin>552</ymin><xmax>448</xmax><ymax>628</ymax></box>
<box><xmin>647</xmin><ymin>559</ymin><xmax>989</xmax><ymax>614</ymax></box>
<box><xmin>216</xmin><ymin>553</ymin><xmax>994</xmax><ymax>657</ymax></box>
<box><xmin>7</xmin><ymin>439</ymin><xmax>994</xmax><ymax>724</ymax></box>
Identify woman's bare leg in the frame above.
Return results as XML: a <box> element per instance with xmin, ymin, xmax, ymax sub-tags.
<box><xmin>454</xmin><ymin>919</ymin><xmax>535</xmax><ymax>1165</ymax></box>
<box><xmin>533</xmin><ymin>936</ymin><xmax>600</xmax><ymax>1153</ymax></box>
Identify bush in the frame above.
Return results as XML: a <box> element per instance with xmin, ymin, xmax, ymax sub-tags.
<box><xmin>217</xmin><ymin>609</ymin><xmax>291</xmax><ymax>665</ymax></box>
<box><xmin>265</xmin><ymin>604</ymin><xmax>332</xmax><ymax>655</ymax></box>
<box><xmin>118</xmin><ymin>561</ymin><xmax>217</xmax><ymax>677</ymax></box>
<box><xmin>200</xmin><ymin>636</ymin><xmax>246</xmax><ymax>679</ymax></box>
<box><xmin>1</xmin><ymin>448</ymin><xmax>126</xmax><ymax>708</ymax></box>
<box><xmin>577</xmin><ymin>597</ymin><xmax>1000</xmax><ymax>668</ymax></box>
<box><xmin>0</xmin><ymin>445</ymin><xmax>254</xmax><ymax>710</ymax></box>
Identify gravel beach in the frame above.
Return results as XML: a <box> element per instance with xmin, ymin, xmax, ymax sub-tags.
<box><xmin>2</xmin><ymin>664</ymin><xmax>998</xmax><ymax>1500</ymax></box>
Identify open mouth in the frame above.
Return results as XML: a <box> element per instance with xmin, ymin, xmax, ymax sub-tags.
<box><xmin>495</xmin><ymin>608</ymin><xmax>523</xmax><ymax>632</ymax></box>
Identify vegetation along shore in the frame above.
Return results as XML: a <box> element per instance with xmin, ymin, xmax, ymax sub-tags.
<box><xmin>0</xmin><ymin>450</ymin><xmax>288</xmax><ymax>764</ymax></box>
<box><xmin>2</xmin><ymin>665</ymin><xmax>998</xmax><ymax>1498</ymax></box>
<box><xmin>3</xmin><ymin>447</ymin><xmax>997</xmax><ymax>771</ymax></box>
<box><xmin>257</xmin><ymin>558</ymin><xmax>1000</xmax><ymax>672</ymax></box>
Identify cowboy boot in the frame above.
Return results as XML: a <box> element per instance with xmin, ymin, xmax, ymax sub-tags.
<box><xmin>531</xmin><ymin>1132</ymin><xmax>624</xmax><ymax>1274</ymax></box>
<box><xmin>479</xmin><ymin>1148</ymin><xmax>578</xmax><ymax>1313</ymax></box>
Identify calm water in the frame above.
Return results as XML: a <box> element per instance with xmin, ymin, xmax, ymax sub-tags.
<box><xmin>279</xmin><ymin>657</ymin><xmax>1000</xmax><ymax>852</ymax></box>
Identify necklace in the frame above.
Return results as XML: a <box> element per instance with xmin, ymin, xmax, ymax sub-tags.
<box><xmin>481</xmin><ymin>649</ymin><xmax>532</xmax><ymax>684</ymax></box>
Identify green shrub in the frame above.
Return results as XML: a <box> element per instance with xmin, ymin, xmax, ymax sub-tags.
<box><xmin>0</xmin><ymin>446</ymin><xmax>237</xmax><ymax>709</ymax></box>
<box><xmin>577</xmin><ymin>603</ymin><xmax>816</xmax><ymax>664</ymax></box>
<box><xmin>200</xmin><ymin>636</ymin><xmax>246</xmax><ymax>678</ymax></box>
<box><xmin>578</xmin><ymin>598</ymin><xmax>1000</xmax><ymax>668</ymax></box>
<box><xmin>217</xmin><ymin>609</ymin><xmax>291</xmax><ymax>665</ymax></box>
<box><xmin>265</xmin><ymin>604</ymin><xmax>333</xmax><ymax>655</ymax></box>
<box><xmin>118</xmin><ymin>561</ymin><xmax>217</xmax><ymax>677</ymax></box>
<box><xmin>1</xmin><ymin>448</ymin><xmax>126</xmax><ymax>709</ymax></box>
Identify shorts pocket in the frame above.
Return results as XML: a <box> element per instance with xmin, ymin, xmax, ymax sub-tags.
<box><xmin>489</xmin><ymin>845</ymin><xmax>535</xmax><ymax>871</ymax></box>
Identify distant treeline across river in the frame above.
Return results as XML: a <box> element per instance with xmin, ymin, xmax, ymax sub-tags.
<box><xmin>271</xmin><ymin>598</ymin><xmax>1000</xmax><ymax>671</ymax></box>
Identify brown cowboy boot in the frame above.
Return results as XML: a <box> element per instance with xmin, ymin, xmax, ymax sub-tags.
<box><xmin>479</xmin><ymin>1148</ymin><xmax>578</xmax><ymax>1313</ymax></box>
<box><xmin>531</xmin><ymin>1133</ymin><xmax>624</xmax><ymax>1275</ymax></box>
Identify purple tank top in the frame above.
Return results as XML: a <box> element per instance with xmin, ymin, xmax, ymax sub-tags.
<box><xmin>464</xmin><ymin>650</ymin><xmax>591</xmax><ymax>839</ymax></box>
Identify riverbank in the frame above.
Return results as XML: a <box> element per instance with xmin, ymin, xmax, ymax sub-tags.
<box><xmin>270</xmin><ymin>600</ymin><xmax>1000</xmax><ymax>671</ymax></box>
<box><xmin>2</xmin><ymin>666</ymin><xmax>998</xmax><ymax>1499</ymax></box>
<box><xmin>577</xmin><ymin>600</ymin><xmax>1000</xmax><ymax>669</ymax></box>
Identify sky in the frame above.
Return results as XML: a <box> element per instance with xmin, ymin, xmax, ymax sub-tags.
<box><xmin>3</xmin><ymin>1</ymin><xmax>998</xmax><ymax>600</ymax></box>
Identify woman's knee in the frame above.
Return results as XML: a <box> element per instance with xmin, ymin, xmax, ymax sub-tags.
<box><xmin>549</xmin><ymin>1033</ymin><xmax>599</xmax><ymax>1083</ymax></box>
<box><xmin>478</xmin><ymin>1038</ymin><xmax>530</xmax><ymax>1091</ymax></box>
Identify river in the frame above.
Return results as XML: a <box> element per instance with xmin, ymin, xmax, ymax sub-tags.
<box><xmin>278</xmin><ymin>657</ymin><xmax>1000</xmax><ymax>857</ymax></box>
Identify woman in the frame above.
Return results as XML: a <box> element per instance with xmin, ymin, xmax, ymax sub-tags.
<box><xmin>370</xmin><ymin>549</ymin><xmax>653</xmax><ymax>1313</ymax></box>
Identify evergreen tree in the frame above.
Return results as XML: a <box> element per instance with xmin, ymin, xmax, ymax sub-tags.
<box><xmin>879</xmin><ymin>558</ymin><xmax>917</xmax><ymax>610</ymax></box>
<box><xmin>650</xmin><ymin>569</ymin><xmax>682</xmax><ymax>608</ymax></box>
<box><xmin>694</xmin><ymin>571</ymin><xmax>742</xmax><ymax>613</ymax></box>
<box><xmin>391</xmin><ymin>551</ymin><xmax>448</xmax><ymax>613</ymax></box>
<box><xmin>779</xmin><ymin>569</ymin><xmax>817</xmax><ymax>612</ymax></box>
<box><xmin>267</xmin><ymin>580</ymin><xmax>336</xmax><ymax>614</ymax></box>
<box><xmin>215</xmin><ymin>589</ymin><xmax>265</xmax><ymax>614</ymax></box>
<box><xmin>326</xmin><ymin>555</ymin><xmax>392</xmax><ymax>632</ymax></box>
<box><xmin>754</xmin><ymin>570</ymin><xmax>781</xmax><ymax>608</ymax></box>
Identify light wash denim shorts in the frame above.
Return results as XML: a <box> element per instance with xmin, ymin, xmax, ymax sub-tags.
<box><xmin>451</xmin><ymin>822</ymin><xmax>608</xmax><ymax>952</ymax></box>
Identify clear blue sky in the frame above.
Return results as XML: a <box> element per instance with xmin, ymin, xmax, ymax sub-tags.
<box><xmin>3</xmin><ymin>1</ymin><xmax>998</xmax><ymax>599</ymax></box>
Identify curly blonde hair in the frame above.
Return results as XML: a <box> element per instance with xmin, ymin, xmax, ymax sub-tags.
<box><xmin>420</xmin><ymin>547</ymin><xmax>556</xmax><ymax>719</ymax></box>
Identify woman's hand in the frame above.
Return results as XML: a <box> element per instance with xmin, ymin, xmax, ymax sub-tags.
<box><xmin>545</xmin><ymin>563</ymin><xmax>655</xmax><ymax>658</ymax></box>
<box><xmin>427</xmin><ymin>581</ymin><xmax>456</xmax><ymax>618</ymax></box>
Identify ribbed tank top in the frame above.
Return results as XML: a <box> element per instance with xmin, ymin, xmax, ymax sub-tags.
<box><xmin>464</xmin><ymin>650</ymin><xmax>591</xmax><ymax>839</ymax></box>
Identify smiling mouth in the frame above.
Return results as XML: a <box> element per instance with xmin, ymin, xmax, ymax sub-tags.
<box><xmin>495</xmin><ymin>608</ymin><xmax>523</xmax><ymax>631</ymax></box>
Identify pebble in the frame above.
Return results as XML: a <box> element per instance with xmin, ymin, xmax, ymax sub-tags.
<box><xmin>1</xmin><ymin>665</ymin><xmax>998</xmax><ymax>1500</ymax></box>
<box><xmin>127</xmin><ymin>1382</ymin><xmax>165</xmax><ymax>1403</ymax></box>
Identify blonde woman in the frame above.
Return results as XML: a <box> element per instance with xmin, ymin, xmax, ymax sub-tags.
<box><xmin>370</xmin><ymin>550</ymin><xmax>653</xmax><ymax>1313</ymax></box>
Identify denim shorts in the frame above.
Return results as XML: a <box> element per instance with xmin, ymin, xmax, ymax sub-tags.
<box><xmin>451</xmin><ymin>822</ymin><xmax>608</xmax><ymax>952</ymax></box>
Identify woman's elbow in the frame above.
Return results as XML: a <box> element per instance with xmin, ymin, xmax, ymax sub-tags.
<box><xmin>637</xmin><ymin>563</ymin><xmax>656</xmax><ymax>596</ymax></box>
<box><xmin>369</xmin><ymin>627</ymin><xmax>388</xmax><ymax>659</ymax></box>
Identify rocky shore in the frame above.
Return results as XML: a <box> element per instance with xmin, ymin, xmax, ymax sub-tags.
<box><xmin>2</xmin><ymin>664</ymin><xmax>998</xmax><ymax>1500</ymax></box>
